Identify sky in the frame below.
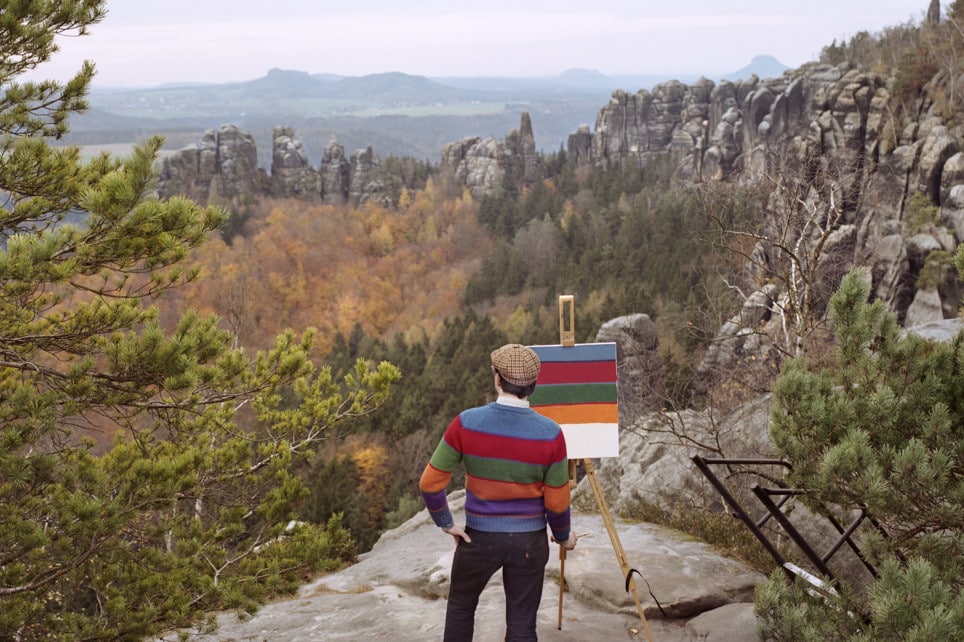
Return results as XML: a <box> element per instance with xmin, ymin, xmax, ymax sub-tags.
<box><xmin>24</xmin><ymin>0</ymin><xmax>935</xmax><ymax>88</ymax></box>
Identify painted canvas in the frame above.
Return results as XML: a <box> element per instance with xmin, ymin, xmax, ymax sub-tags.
<box><xmin>528</xmin><ymin>342</ymin><xmax>619</xmax><ymax>458</ymax></box>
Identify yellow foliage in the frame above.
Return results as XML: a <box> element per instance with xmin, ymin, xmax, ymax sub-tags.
<box><xmin>370</xmin><ymin>221</ymin><xmax>395</xmax><ymax>256</ymax></box>
<box><xmin>165</xmin><ymin>192</ymin><xmax>492</xmax><ymax>356</ymax></box>
<box><xmin>351</xmin><ymin>444</ymin><xmax>390</xmax><ymax>528</ymax></box>
<box><xmin>397</xmin><ymin>187</ymin><xmax>413</xmax><ymax>210</ymax></box>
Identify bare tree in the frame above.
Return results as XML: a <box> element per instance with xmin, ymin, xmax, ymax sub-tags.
<box><xmin>702</xmin><ymin>149</ymin><xmax>857</xmax><ymax>361</ymax></box>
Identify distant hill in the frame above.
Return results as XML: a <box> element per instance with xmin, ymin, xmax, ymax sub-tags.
<box><xmin>719</xmin><ymin>55</ymin><xmax>790</xmax><ymax>81</ymax></box>
<box><xmin>68</xmin><ymin>58</ymin><xmax>790</xmax><ymax>163</ymax></box>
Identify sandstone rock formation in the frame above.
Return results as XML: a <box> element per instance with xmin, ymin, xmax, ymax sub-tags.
<box><xmin>505</xmin><ymin>111</ymin><xmax>539</xmax><ymax>185</ymax></box>
<box><xmin>596</xmin><ymin>314</ymin><xmax>664</xmax><ymax>419</ymax></box>
<box><xmin>157</xmin><ymin>111</ymin><xmax>546</xmax><ymax>209</ymax></box>
<box><xmin>168</xmin><ymin>495</ymin><xmax>763</xmax><ymax>642</ymax></box>
<box><xmin>438</xmin><ymin>111</ymin><xmax>544</xmax><ymax>198</ymax></box>
<box><xmin>349</xmin><ymin>145</ymin><xmax>396</xmax><ymax>208</ymax></box>
<box><xmin>270</xmin><ymin>126</ymin><xmax>320</xmax><ymax>198</ymax></box>
<box><xmin>586</xmin><ymin>317</ymin><xmax>963</xmax><ymax>594</ymax></box>
<box><xmin>156</xmin><ymin>125</ymin><xmax>269</xmax><ymax>204</ymax></box>
<box><xmin>439</xmin><ymin>135</ymin><xmax>507</xmax><ymax>199</ymax></box>
<box><xmin>567</xmin><ymin>124</ymin><xmax>593</xmax><ymax>167</ymax></box>
<box><xmin>567</xmin><ymin>61</ymin><xmax>962</xmax><ymax>388</ymax></box>
<box><xmin>156</xmin><ymin>127</ymin><xmax>407</xmax><ymax>208</ymax></box>
<box><xmin>320</xmin><ymin>140</ymin><xmax>351</xmax><ymax>205</ymax></box>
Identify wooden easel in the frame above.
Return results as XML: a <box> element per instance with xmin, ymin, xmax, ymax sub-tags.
<box><xmin>555</xmin><ymin>295</ymin><xmax>655</xmax><ymax>642</ymax></box>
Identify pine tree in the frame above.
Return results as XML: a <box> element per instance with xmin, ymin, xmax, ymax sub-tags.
<box><xmin>0</xmin><ymin>3</ymin><xmax>400</xmax><ymax>639</ymax></box>
<box><xmin>757</xmin><ymin>257</ymin><xmax>964</xmax><ymax>640</ymax></box>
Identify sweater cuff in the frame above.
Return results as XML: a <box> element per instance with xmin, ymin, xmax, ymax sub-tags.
<box><xmin>431</xmin><ymin>509</ymin><xmax>454</xmax><ymax>530</ymax></box>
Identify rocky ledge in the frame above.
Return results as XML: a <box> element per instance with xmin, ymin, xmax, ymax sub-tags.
<box><xmin>166</xmin><ymin>492</ymin><xmax>764</xmax><ymax>641</ymax></box>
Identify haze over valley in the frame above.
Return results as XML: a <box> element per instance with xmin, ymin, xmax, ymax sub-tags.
<box><xmin>68</xmin><ymin>56</ymin><xmax>790</xmax><ymax>163</ymax></box>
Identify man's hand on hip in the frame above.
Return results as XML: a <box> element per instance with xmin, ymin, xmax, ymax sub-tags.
<box><xmin>443</xmin><ymin>524</ymin><xmax>472</xmax><ymax>544</ymax></box>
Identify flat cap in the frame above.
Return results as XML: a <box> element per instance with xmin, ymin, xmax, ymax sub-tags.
<box><xmin>490</xmin><ymin>343</ymin><xmax>541</xmax><ymax>386</ymax></box>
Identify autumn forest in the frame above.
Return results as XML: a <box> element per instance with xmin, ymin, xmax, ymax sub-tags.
<box><xmin>147</xmin><ymin>150</ymin><xmax>755</xmax><ymax>549</ymax></box>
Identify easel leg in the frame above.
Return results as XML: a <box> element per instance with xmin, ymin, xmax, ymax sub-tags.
<box><xmin>583</xmin><ymin>458</ymin><xmax>656</xmax><ymax>642</ymax></box>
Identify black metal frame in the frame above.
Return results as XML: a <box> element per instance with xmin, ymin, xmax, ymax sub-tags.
<box><xmin>692</xmin><ymin>455</ymin><xmax>881</xmax><ymax>586</ymax></box>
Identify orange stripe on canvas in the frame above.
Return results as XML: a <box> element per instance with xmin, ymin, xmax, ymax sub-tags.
<box><xmin>533</xmin><ymin>402</ymin><xmax>618</xmax><ymax>424</ymax></box>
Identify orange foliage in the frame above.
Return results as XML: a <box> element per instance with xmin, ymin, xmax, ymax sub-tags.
<box><xmin>351</xmin><ymin>443</ymin><xmax>390</xmax><ymax>529</ymax></box>
<box><xmin>166</xmin><ymin>192</ymin><xmax>491</xmax><ymax>354</ymax></box>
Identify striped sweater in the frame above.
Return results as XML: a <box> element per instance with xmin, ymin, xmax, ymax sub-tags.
<box><xmin>419</xmin><ymin>400</ymin><xmax>571</xmax><ymax>542</ymax></box>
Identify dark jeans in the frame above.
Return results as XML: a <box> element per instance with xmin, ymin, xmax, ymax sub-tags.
<box><xmin>443</xmin><ymin>528</ymin><xmax>549</xmax><ymax>642</ymax></box>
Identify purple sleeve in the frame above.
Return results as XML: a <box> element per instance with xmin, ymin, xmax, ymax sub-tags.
<box><xmin>546</xmin><ymin>507</ymin><xmax>571</xmax><ymax>542</ymax></box>
<box><xmin>421</xmin><ymin>489</ymin><xmax>454</xmax><ymax>529</ymax></box>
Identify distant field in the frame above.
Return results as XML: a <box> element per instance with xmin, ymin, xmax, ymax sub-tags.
<box><xmin>61</xmin><ymin>143</ymin><xmax>182</xmax><ymax>161</ymax></box>
<box><xmin>92</xmin><ymin>98</ymin><xmax>511</xmax><ymax>121</ymax></box>
<box><xmin>346</xmin><ymin>102</ymin><xmax>510</xmax><ymax>118</ymax></box>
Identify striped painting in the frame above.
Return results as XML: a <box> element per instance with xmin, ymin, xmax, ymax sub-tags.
<box><xmin>528</xmin><ymin>342</ymin><xmax>619</xmax><ymax>458</ymax></box>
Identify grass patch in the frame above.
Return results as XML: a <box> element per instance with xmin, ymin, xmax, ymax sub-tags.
<box><xmin>621</xmin><ymin>493</ymin><xmax>782</xmax><ymax>575</ymax></box>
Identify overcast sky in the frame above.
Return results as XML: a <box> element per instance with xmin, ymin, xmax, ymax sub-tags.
<box><xmin>25</xmin><ymin>0</ymin><xmax>933</xmax><ymax>87</ymax></box>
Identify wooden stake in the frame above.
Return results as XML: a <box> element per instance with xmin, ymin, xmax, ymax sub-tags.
<box><xmin>557</xmin><ymin>547</ymin><xmax>566</xmax><ymax>630</ymax></box>
<box><xmin>558</xmin><ymin>459</ymin><xmax>577</xmax><ymax>630</ymax></box>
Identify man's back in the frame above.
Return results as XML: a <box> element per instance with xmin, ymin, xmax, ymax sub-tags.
<box><xmin>420</xmin><ymin>401</ymin><xmax>570</xmax><ymax>536</ymax></box>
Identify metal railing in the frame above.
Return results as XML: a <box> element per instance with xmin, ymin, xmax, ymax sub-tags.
<box><xmin>692</xmin><ymin>455</ymin><xmax>883</xmax><ymax>586</ymax></box>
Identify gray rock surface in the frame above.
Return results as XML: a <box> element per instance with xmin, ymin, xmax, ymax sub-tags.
<box><xmin>155</xmin><ymin>125</ymin><xmax>268</xmax><ymax>203</ymax></box>
<box><xmin>215</xmin><ymin>124</ymin><xmax>263</xmax><ymax>199</ymax></box>
<box><xmin>440</xmin><ymin>135</ymin><xmax>507</xmax><ymax>199</ymax></box>
<box><xmin>685</xmin><ymin>603</ymin><xmax>761</xmax><ymax>642</ymax></box>
<box><xmin>320</xmin><ymin>140</ymin><xmax>351</xmax><ymax>205</ymax></box>
<box><xmin>571</xmin><ymin>62</ymin><xmax>962</xmax><ymax>332</ymax></box>
<box><xmin>567</xmin><ymin>124</ymin><xmax>593</xmax><ymax>167</ymax></box>
<box><xmin>168</xmin><ymin>493</ymin><xmax>764</xmax><ymax>641</ymax></box>
<box><xmin>582</xmin><ymin>395</ymin><xmax>777</xmax><ymax>518</ymax></box>
<box><xmin>505</xmin><ymin>111</ymin><xmax>539</xmax><ymax>186</ymax></box>
<box><xmin>596</xmin><ymin>314</ymin><xmax>663</xmax><ymax>418</ymax></box>
<box><xmin>349</xmin><ymin>145</ymin><xmax>395</xmax><ymax>207</ymax></box>
<box><xmin>271</xmin><ymin>126</ymin><xmax>320</xmax><ymax>198</ymax></box>
<box><xmin>904</xmin><ymin>317</ymin><xmax>964</xmax><ymax>342</ymax></box>
<box><xmin>905</xmin><ymin>286</ymin><xmax>945</xmax><ymax>326</ymax></box>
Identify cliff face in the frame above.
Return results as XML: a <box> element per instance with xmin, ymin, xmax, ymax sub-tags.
<box><xmin>437</xmin><ymin>112</ymin><xmax>540</xmax><ymax>199</ymax></box>
<box><xmin>156</xmin><ymin>125</ymin><xmax>403</xmax><ymax>207</ymax></box>
<box><xmin>572</xmin><ymin>62</ymin><xmax>963</xmax><ymax>338</ymax></box>
<box><xmin>578</xmin><ymin>65</ymin><xmax>878</xmax><ymax>181</ymax></box>
<box><xmin>154</xmin><ymin>125</ymin><xmax>270</xmax><ymax>204</ymax></box>
<box><xmin>155</xmin><ymin>112</ymin><xmax>542</xmax><ymax>206</ymax></box>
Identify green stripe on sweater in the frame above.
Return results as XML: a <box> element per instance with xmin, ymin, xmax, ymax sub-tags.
<box><xmin>429</xmin><ymin>440</ymin><xmax>462</xmax><ymax>472</ymax></box>
<box><xmin>465</xmin><ymin>455</ymin><xmax>546</xmax><ymax>483</ymax></box>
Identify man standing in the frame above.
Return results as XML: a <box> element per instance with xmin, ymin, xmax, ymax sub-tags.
<box><xmin>419</xmin><ymin>343</ymin><xmax>577</xmax><ymax>641</ymax></box>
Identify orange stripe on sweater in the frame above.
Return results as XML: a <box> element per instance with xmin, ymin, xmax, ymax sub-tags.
<box><xmin>419</xmin><ymin>464</ymin><xmax>452</xmax><ymax>493</ymax></box>
<box><xmin>468</xmin><ymin>477</ymin><xmax>544</xmax><ymax>500</ymax></box>
<box><xmin>544</xmin><ymin>484</ymin><xmax>571</xmax><ymax>514</ymax></box>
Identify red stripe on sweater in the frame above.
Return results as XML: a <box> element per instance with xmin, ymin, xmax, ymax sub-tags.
<box><xmin>453</xmin><ymin>424</ymin><xmax>565</xmax><ymax>465</ymax></box>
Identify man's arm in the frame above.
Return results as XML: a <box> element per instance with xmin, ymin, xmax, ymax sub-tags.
<box><xmin>419</xmin><ymin>417</ymin><xmax>464</xmax><ymax>533</ymax></box>
<box><xmin>544</xmin><ymin>436</ymin><xmax>572</xmax><ymax>544</ymax></box>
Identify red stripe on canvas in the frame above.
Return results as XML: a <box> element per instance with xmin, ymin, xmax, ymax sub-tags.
<box><xmin>536</xmin><ymin>360</ymin><xmax>616</xmax><ymax>385</ymax></box>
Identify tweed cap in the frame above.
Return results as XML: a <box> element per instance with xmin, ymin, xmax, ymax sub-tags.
<box><xmin>490</xmin><ymin>343</ymin><xmax>541</xmax><ymax>386</ymax></box>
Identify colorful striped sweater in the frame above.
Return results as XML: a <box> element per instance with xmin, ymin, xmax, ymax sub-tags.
<box><xmin>419</xmin><ymin>400</ymin><xmax>571</xmax><ymax>542</ymax></box>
